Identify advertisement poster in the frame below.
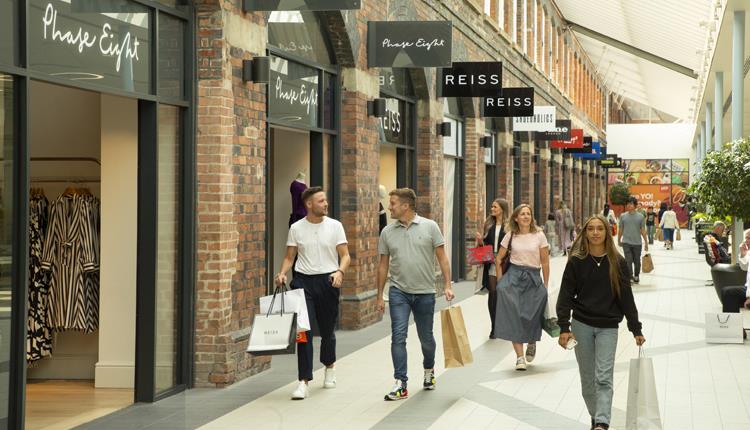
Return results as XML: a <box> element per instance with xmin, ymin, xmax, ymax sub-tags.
<box><xmin>622</xmin><ymin>159</ymin><xmax>670</xmax><ymax>172</ymax></box>
<box><xmin>609</xmin><ymin>184</ymin><xmax>689</xmax><ymax>228</ymax></box>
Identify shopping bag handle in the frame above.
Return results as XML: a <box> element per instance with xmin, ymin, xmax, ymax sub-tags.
<box><xmin>266</xmin><ymin>283</ymin><xmax>289</xmax><ymax>317</ymax></box>
<box><xmin>638</xmin><ymin>346</ymin><xmax>645</xmax><ymax>358</ymax></box>
<box><xmin>717</xmin><ymin>314</ymin><xmax>732</xmax><ymax>324</ymax></box>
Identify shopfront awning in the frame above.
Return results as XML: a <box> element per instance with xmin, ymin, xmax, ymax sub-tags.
<box><xmin>554</xmin><ymin>0</ymin><xmax>714</xmax><ymax>120</ymax></box>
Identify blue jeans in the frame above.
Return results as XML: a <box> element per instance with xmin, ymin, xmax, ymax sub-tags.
<box><xmin>662</xmin><ymin>228</ymin><xmax>674</xmax><ymax>242</ymax></box>
<box><xmin>572</xmin><ymin>319</ymin><xmax>619</xmax><ymax>426</ymax></box>
<box><xmin>389</xmin><ymin>286</ymin><xmax>436</xmax><ymax>384</ymax></box>
<box><xmin>646</xmin><ymin>225</ymin><xmax>655</xmax><ymax>243</ymax></box>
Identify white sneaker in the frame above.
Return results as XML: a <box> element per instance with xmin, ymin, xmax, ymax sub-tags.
<box><xmin>323</xmin><ymin>367</ymin><xmax>336</xmax><ymax>388</ymax></box>
<box><xmin>291</xmin><ymin>381</ymin><xmax>308</xmax><ymax>400</ymax></box>
<box><xmin>515</xmin><ymin>357</ymin><xmax>527</xmax><ymax>371</ymax></box>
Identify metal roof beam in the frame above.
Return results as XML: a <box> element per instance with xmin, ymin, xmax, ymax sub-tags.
<box><xmin>565</xmin><ymin>20</ymin><xmax>699</xmax><ymax>79</ymax></box>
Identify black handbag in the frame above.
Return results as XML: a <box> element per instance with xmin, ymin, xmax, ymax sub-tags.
<box><xmin>499</xmin><ymin>233</ymin><xmax>514</xmax><ymax>275</ymax></box>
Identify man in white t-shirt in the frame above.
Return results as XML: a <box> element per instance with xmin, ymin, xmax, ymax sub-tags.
<box><xmin>275</xmin><ymin>187</ymin><xmax>350</xmax><ymax>400</ymax></box>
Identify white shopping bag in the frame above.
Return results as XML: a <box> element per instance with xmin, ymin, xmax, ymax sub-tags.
<box><xmin>260</xmin><ymin>287</ymin><xmax>310</xmax><ymax>333</ymax></box>
<box><xmin>705</xmin><ymin>312</ymin><xmax>744</xmax><ymax>344</ymax></box>
<box><xmin>626</xmin><ymin>348</ymin><xmax>663</xmax><ymax>430</ymax></box>
<box><xmin>246</xmin><ymin>312</ymin><xmax>297</xmax><ymax>356</ymax></box>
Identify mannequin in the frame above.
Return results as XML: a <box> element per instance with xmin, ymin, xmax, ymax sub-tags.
<box><xmin>378</xmin><ymin>184</ymin><xmax>388</xmax><ymax>233</ymax></box>
<box><xmin>289</xmin><ymin>172</ymin><xmax>308</xmax><ymax>227</ymax></box>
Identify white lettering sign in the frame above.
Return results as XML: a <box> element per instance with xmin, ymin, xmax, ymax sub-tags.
<box><xmin>42</xmin><ymin>3</ymin><xmax>141</xmax><ymax>73</ymax></box>
<box><xmin>274</xmin><ymin>75</ymin><xmax>319</xmax><ymax>115</ymax></box>
<box><xmin>512</xmin><ymin>106</ymin><xmax>557</xmax><ymax>132</ymax></box>
<box><xmin>382</xmin><ymin>37</ymin><xmax>446</xmax><ymax>51</ymax></box>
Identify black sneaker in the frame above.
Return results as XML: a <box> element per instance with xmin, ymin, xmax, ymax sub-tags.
<box><xmin>423</xmin><ymin>369</ymin><xmax>436</xmax><ymax>390</ymax></box>
<box><xmin>633</xmin><ymin>275</ymin><xmax>640</xmax><ymax>284</ymax></box>
<box><xmin>384</xmin><ymin>380</ymin><xmax>408</xmax><ymax>401</ymax></box>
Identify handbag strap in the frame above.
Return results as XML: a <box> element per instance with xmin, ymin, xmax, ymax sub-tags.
<box><xmin>266</xmin><ymin>283</ymin><xmax>289</xmax><ymax>317</ymax></box>
<box><xmin>717</xmin><ymin>314</ymin><xmax>732</xmax><ymax>324</ymax></box>
<box><xmin>507</xmin><ymin>232</ymin><xmax>513</xmax><ymax>253</ymax></box>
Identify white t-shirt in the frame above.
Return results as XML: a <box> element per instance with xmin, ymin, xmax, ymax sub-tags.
<box><xmin>287</xmin><ymin>217</ymin><xmax>348</xmax><ymax>275</ymax></box>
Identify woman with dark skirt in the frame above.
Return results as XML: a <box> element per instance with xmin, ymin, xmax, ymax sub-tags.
<box><xmin>556</xmin><ymin>215</ymin><xmax>646</xmax><ymax>430</ymax></box>
<box><xmin>494</xmin><ymin>204</ymin><xmax>550</xmax><ymax>370</ymax></box>
<box><xmin>474</xmin><ymin>198</ymin><xmax>509</xmax><ymax>339</ymax></box>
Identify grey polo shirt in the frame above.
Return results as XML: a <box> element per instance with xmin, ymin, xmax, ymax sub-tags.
<box><xmin>378</xmin><ymin>214</ymin><xmax>445</xmax><ymax>294</ymax></box>
<box><xmin>619</xmin><ymin>211</ymin><xmax>645</xmax><ymax>245</ymax></box>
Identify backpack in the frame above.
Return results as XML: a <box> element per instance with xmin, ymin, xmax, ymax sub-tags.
<box><xmin>563</xmin><ymin>209</ymin><xmax>574</xmax><ymax>229</ymax></box>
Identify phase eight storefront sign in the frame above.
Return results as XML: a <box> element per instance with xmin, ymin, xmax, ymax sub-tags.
<box><xmin>367</xmin><ymin>21</ymin><xmax>453</xmax><ymax>68</ymax></box>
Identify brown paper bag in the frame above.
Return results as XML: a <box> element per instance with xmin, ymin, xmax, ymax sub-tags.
<box><xmin>676</xmin><ymin>229</ymin><xmax>682</xmax><ymax>241</ymax></box>
<box><xmin>656</xmin><ymin>227</ymin><xmax>663</xmax><ymax>241</ymax></box>
<box><xmin>642</xmin><ymin>253</ymin><xmax>654</xmax><ymax>273</ymax></box>
<box><xmin>441</xmin><ymin>305</ymin><xmax>474</xmax><ymax>368</ymax></box>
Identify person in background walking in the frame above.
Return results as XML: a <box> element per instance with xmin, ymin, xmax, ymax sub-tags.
<box><xmin>555</xmin><ymin>201</ymin><xmax>574</xmax><ymax>255</ymax></box>
<box><xmin>657</xmin><ymin>202</ymin><xmax>668</xmax><ymax>247</ymax></box>
<box><xmin>617</xmin><ymin>197</ymin><xmax>649</xmax><ymax>284</ymax></box>
<box><xmin>645</xmin><ymin>206</ymin><xmax>656</xmax><ymax>244</ymax></box>
<box><xmin>557</xmin><ymin>215</ymin><xmax>646</xmax><ymax>430</ymax></box>
<box><xmin>275</xmin><ymin>187</ymin><xmax>351</xmax><ymax>400</ymax></box>
<box><xmin>602</xmin><ymin>203</ymin><xmax>617</xmax><ymax>236</ymax></box>
<box><xmin>494</xmin><ymin>204</ymin><xmax>550</xmax><ymax>371</ymax></box>
<box><xmin>544</xmin><ymin>213</ymin><xmax>559</xmax><ymax>256</ymax></box>
<box><xmin>377</xmin><ymin>188</ymin><xmax>455</xmax><ymax>401</ymax></box>
<box><xmin>659</xmin><ymin>205</ymin><xmax>679</xmax><ymax>250</ymax></box>
<box><xmin>475</xmin><ymin>198</ymin><xmax>509</xmax><ymax>339</ymax></box>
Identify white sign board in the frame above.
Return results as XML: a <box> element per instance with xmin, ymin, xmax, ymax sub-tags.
<box><xmin>512</xmin><ymin>106</ymin><xmax>556</xmax><ymax>132</ymax></box>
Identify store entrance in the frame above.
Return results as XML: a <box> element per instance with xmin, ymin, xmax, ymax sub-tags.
<box><xmin>269</xmin><ymin>126</ymin><xmax>311</xmax><ymax>293</ymax></box>
<box><xmin>24</xmin><ymin>81</ymin><xmax>137</xmax><ymax>429</ymax></box>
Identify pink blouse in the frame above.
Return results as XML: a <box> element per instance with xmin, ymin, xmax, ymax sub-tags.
<box><xmin>500</xmin><ymin>230</ymin><xmax>549</xmax><ymax>268</ymax></box>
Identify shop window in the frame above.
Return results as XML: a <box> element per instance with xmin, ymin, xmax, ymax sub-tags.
<box><xmin>268</xmin><ymin>56</ymin><xmax>319</xmax><ymax>128</ymax></box>
<box><xmin>27</xmin><ymin>0</ymin><xmax>152</xmax><ymax>94</ymax></box>
<box><xmin>0</xmin><ymin>73</ymin><xmax>14</xmax><ymax>423</ymax></box>
<box><xmin>158</xmin><ymin>12</ymin><xmax>186</xmax><ymax>99</ymax></box>
<box><xmin>269</xmin><ymin>11</ymin><xmax>334</xmax><ymax>65</ymax></box>
<box><xmin>0</xmin><ymin>0</ymin><xmax>14</xmax><ymax>65</ymax></box>
<box><xmin>155</xmin><ymin>104</ymin><xmax>181</xmax><ymax>394</ymax></box>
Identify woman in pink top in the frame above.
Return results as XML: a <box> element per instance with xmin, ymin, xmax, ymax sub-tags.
<box><xmin>494</xmin><ymin>204</ymin><xmax>551</xmax><ymax>371</ymax></box>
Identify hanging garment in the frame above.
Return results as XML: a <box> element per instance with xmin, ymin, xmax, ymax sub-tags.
<box><xmin>289</xmin><ymin>180</ymin><xmax>308</xmax><ymax>226</ymax></box>
<box><xmin>27</xmin><ymin>194</ymin><xmax>52</xmax><ymax>363</ymax></box>
<box><xmin>41</xmin><ymin>193</ymin><xmax>100</xmax><ymax>332</ymax></box>
<box><xmin>83</xmin><ymin>195</ymin><xmax>100</xmax><ymax>333</ymax></box>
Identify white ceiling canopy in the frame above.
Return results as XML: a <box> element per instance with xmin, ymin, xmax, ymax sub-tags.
<box><xmin>554</xmin><ymin>0</ymin><xmax>716</xmax><ymax>120</ymax></box>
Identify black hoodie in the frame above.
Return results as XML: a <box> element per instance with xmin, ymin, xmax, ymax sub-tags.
<box><xmin>556</xmin><ymin>254</ymin><xmax>643</xmax><ymax>336</ymax></box>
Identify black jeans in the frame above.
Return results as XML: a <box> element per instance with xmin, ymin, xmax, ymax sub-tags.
<box><xmin>721</xmin><ymin>286</ymin><xmax>748</xmax><ymax>312</ymax></box>
<box><xmin>622</xmin><ymin>244</ymin><xmax>642</xmax><ymax>277</ymax></box>
<box><xmin>291</xmin><ymin>273</ymin><xmax>340</xmax><ymax>381</ymax></box>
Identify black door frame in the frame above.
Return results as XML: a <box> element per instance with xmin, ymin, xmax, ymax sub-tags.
<box><xmin>1</xmin><ymin>1</ymin><xmax>197</xmax><ymax>425</ymax></box>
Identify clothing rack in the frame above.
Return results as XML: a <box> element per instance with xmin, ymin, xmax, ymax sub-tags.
<box><xmin>30</xmin><ymin>177</ymin><xmax>100</xmax><ymax>184</ymax></box>
<box><xmin>29</xmin><ymin>157</ymin><xmax>101</xmax><ymax>183</ymax></box>
<box><xmin>30</xmin><ymin>157</ymin><xmax>101</xmax><ymax>166</ymax></box>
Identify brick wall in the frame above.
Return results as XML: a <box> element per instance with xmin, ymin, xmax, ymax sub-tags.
<box><xmin>194</xmin><ymin>0</ymin><xmax>269</xmax><ymax>387</ymax></box>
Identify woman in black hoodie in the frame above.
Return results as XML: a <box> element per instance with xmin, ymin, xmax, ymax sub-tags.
<box><xmin>556</xmin><ymin>214</ymin><xmax>646</xmax><ymax>430</ymax></box>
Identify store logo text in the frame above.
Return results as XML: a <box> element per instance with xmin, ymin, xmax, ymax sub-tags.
<box><xmin>42</xmin><ymin>3</ymin><xmax>141</xmax><ymax>73</ymax></box>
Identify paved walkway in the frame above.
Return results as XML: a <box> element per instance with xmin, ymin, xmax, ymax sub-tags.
<box><xmin>81</xmin><ymin>231</ymin><xmax>750</xmax><ymax>429</ymax></box>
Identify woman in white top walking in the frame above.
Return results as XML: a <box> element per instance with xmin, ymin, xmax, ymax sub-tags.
<box><xmin>659</xmin><ymin>205</ymin><xmax>679</xmax><ymax>250</ymax></box>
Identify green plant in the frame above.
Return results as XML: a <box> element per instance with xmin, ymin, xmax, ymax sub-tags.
<box><xmin>689</xmin><ymin>138</ymin><xmax>750</xmax><ymax>220</ymax></box>
<box><xmin>608</xmin><ymin>182</ymin><xmax>631</xmax><ymax>206</ymax></box>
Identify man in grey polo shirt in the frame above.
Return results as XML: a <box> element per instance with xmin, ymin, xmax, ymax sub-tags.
<box><xmin>618</xmin><ymin>197</ymin><xmax>649</xmax><ymax>284</ymax></box>
<box><xmin>376</xmin><ymin>188</ymin><xmax>454</xmax><ymax>401</ymax></box>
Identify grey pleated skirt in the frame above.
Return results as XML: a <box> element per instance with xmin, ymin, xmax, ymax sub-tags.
<box><xmin>494</xmin><ymin>264</ymin><xmax>547</xmax><ymax>343</ymax></box>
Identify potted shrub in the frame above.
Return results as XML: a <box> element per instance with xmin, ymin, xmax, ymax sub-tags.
<box><xmin>689</xmin><ymin>138</ymin><xmax>750</xmax><ymax>262</ymax></box>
